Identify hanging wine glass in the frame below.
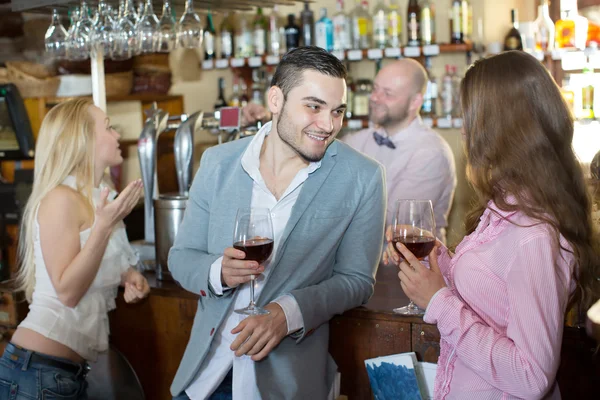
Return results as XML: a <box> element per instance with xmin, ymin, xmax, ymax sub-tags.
<box><xmin>45</xmin><ymin>9</ymin><xmax>68</xmax><ymax>59</ymax></box>
<box><xmin>136</xmin><ymin>0</ymin><xmax>159</xmax><ymax>54</ymax></box>
<box><xmin>77</xmin><ymin>0</ymin><xmax>94</xmax><ymax>34</ymax></box>
<box><xmin>122</xmin><ymin>0</ymin><xmax>138</xmax><ymax>25</ymax></box>
<box><xmin>91</xmin><ymin>0</ymin><xmax>115</xmax><ymax>58</ymax></box>
<box><xmin>136</xmin><ymin>0</ymin><xmax>144</xmax><ymax>24</ymax></box>
<box><xmin>177</xmin><ymin>0</ymin><xmax>203</xmax><ymax>49</ymax></box>
<box><xmin>67</xmin><ymin>5</ymin><xmax>80</xmax><ymax>32</ymax></box>
<box><xmin>66</xmin><ymin>1</ymin><xmax>93</xmax><ymax>60</ymax></box>
<box><xmin>109</xmin><ymin>3</ymin><xmax>119</xmax><ymax>25</ymax></box>
<box><xmin>157</xmin><ymin>0</ymin><xmax>177</xmax><ymax>52</ymax></box>
<box><xmin>112</xmin><ymin>0</ymin><xmax>138</xmax><ymax>60</ymax></box>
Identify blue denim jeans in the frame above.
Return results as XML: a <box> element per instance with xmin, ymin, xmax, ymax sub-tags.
<box><xmin>0</xmin><ymin>343</ymin><xmax>89</xmax><ymax>399</ymax></box>
<box><xmin>173</xmin><ymin>368</ymin><xmax>233</xmax><ymax>400</ymax></box>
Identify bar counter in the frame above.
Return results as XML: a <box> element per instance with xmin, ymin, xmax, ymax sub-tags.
<box><xmin>109</xmin><ymin>265</ymin><xmax>599</xmax><ymax>400</ymax></box>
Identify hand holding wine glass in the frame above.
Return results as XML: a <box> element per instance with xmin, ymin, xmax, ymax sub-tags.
<box><xmin>232</xmin><ymin>208</ymin><xmax>274</xmax><ymax>316</ymax></box>
<box><xmin>390</xmin><ymin>199</ymin><xmax>437</xmax><ymax>315</ymax></box>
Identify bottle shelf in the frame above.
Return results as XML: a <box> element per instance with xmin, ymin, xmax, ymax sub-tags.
<box><xmin>526</xmin><ymin>47</ymin><xmax>600</xmax><ymax>71</ymax></box>
<box><xmin>201</xmin><ymin>43</ymin><xmax>473</xmax><ymax>70</ymax></box>
<box><xmin>343</xmin><ymin>116</ymin><xmax>464</xmax><ymax>130</ymax></box>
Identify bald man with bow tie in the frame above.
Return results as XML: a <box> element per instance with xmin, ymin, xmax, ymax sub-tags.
<box><xmin>342</xmin><ymin>59</ymin><xmax>456</xmax><ymax>244</ymax></box>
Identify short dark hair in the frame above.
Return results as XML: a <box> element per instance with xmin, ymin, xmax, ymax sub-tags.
<box><xmin>270</xmin><ymin>46</ymin><xmax>347</xmax><ymax>99</ymax></box>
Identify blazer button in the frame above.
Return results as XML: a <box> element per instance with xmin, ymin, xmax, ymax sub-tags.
<box><xmin>210</xmin><ymin>328</ymin><xmax>215</xmax><ymax>336</ymax></box>
<box><xmin>200</xmin><ymin>290</ymin><xmax>207</xmax><ymax>297</ymax></box>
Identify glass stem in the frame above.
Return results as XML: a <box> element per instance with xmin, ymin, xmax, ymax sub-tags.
<box><xmin>249</xmin><ymin>275</ymin><xmax>256</xmax><ymax>307</ymax></box>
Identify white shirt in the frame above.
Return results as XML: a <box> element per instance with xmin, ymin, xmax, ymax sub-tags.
<box><xmin>185</xmin><ymin>122</ymin><xmax>321</xmax><ymax>400</ymax></box>
<box><xmin>342</xmin><ymin>116</ymin><xmax>456</xmax><ymax>243</ymax></box>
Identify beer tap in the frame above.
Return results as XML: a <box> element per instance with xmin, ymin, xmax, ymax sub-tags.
<box><xmin>174</xmin><ymin>111</ymin><xmax>203</xmax><ymax>196</ymax></box>
<box><xmin>137</xmin><ymin>103</ymin><xmax>169</xmax><ymax>244</ymax></box>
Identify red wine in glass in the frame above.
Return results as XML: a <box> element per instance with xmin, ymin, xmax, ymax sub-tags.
<box><xmin>233</xmin><ymin>238</ymin><xmax>274</xmax><ymax>264</ymax></box>
<box><xmin>233</xmin><ymin>208</ymin><xmax>274</xmax><ymax>316</ymax></box>
<box><xmin>392</xmin><ymin>235</ymin><xmax>435</xmax><ymax>259</ymax></box>
<box><xmin>392</xmin><ymin>199</ymin><xmax>436</xmax><ymax>316</ymax></box>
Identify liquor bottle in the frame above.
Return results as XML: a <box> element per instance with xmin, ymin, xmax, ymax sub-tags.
<box><xmin>420</xmin><ymin>0</ymin><xmax>435</xmax><ymax>45</ymax></box>
<box><xmin>301</xmin><ymin>1</ymin><xmax>315</xmax><ymax>47</ymax></box>
<box><xmin>251</xmin><ymin>69</ymin><xmax>265</xmax><ymax>106</ymax></box>
<box><xmin>285</xmin><ymin>14</ymin><xmax>301</xmax><ymax>50</ymax></box>
<box><xmin>555</xmin><ymin>0</ymin><xmax>588</xmax><ymax>50</ymax></box>
<box><xmin>333</xmin><ymin>0</ymin><xmax>352</xmax><ymax>51</ymax></box>
<box><xmin>451</xmin><ymin>65</ymin><xmax>461</xmax><ymax>117</ymax></box>
<box><xmin>388</xmin><ymin>0</ymin><xmax>402</xmax><ymax>48</ymax></box>
<box><xmin>220</xmin><ymin>12</ymin><xmax>234</xmax><ymax>58</ymax></box>
<box><xmin>504</xmin><ymin>9</ymin><xmax>523</xmax><ymax>51</ymax></box>
<box><xmin>315</xmin><ymin>8</ymin><xmax>334</xmax><ymax>51</ymax></box>
<box><xmin>441</xmin><ymin>64</ymin><xmax>454</xmax><ymax>119</ymax></box>
<box><xmin>534</xmin><ymin>0</ymin><xmax>554</xmax><ymax>52</ymax></box>
<box><xmin>215</xmin><ymin>77</ymin><xmax>228</xmax><ymax>110</ymax></box>
<box><xmin>346</xmin><ymin>76</ymin><xmax>354</xmax><ymax>119</ymax></box>
<box><xmin>351</xmin><ymin>0</ymin><xmax>372</xmax><ymax>49</ymax></box>
<box><xmin>230</xmin><ymin>76</ymin><xmax>241</xmax><ymax>107</ymax></box>
<box><xmin>406</xmin><ymin>0</ymin><xmax>420</xmax><ymax>47</ymax></box>
<box><xmin>269</xmin><ymin>6</ymin><xmax>282</xmax><ymax>56</ymax></box>
<box><xmin>461</xmin><ymin>0</ymin><xmax>472</xmax><ymax>43</ymax></box>
<box><xmin>204</xmin><ymin>10</ymin><xmax>216</xmax><ymax>60</ymax></box>
<box><xmin>581</xmin><ymin>60</ymin><xmax>595</xmax><ymax>120</ymax></box>
<box><xmin>373</xmin><ymin>0</ymin><xmax>389</xmax><ymax>49</ymax></box>
<box><xmin>450</xmin><ymin>0</ymin><xmax>462</xmax><ymax>44</ymax></box>
<box><xmin>235</xmin><ymin>14</ymin><xmax>253</xmax><ymax>58</ymax></box>
<box><xmin>240</xmin><ymin>80</ymin><xmax>250</xmax><ymax>107</ymax></box>
<box><xmin>421</xmin><ymin>57</ymin><xmax>437</xmax><ymax>117</ymax></box>
<box><xmin>253</xmin><ymin>7</ymin><xmax>268</xmax><ymax>56</ymax></box>
<box><xmin>560</xmin><ymin>76</ymin><xmax>575</xmax><ymax>116</ymax></box>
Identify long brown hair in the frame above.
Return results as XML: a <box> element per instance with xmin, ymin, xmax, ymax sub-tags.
<box><xmin>461</xmin><ymin>51</ymin><xmax>600</xmax><ymax>312</ymax></box>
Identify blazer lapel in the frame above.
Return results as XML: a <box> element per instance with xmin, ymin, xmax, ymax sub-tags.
<box><xmin>268</xmin><ymin>142</ymin><xmax>339</xmax><ymax>270</ymax></box>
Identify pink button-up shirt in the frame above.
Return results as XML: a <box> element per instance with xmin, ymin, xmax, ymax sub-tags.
<box><xmin>424</xmin><ymin>201</ymin><xmax>575</xmax><ymax>399</ymax></box>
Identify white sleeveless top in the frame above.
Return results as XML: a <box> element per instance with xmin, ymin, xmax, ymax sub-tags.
<box><xmin>18</xmin><ymin>176</ymin><xmax>139</xmax><ymax>361</ymax></box>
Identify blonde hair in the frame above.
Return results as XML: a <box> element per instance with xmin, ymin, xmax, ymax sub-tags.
<box><xmin>17</xmin><ymin>98</ymin><xmax>97</xmax><ymax>302</ymax></box>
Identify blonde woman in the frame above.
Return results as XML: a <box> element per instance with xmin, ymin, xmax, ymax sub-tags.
<box><xmin>0</xmin><ymin>99</ymin><xmax>149</xmax><ymax>399</ymax></box>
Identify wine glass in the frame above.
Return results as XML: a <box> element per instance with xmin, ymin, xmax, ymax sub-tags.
<box><xmin>112</xmin><ymin>0</ymin><xmax>138</xmax><ymax>60</ymax></box>
<box><xmin>45</xmin><ymin>9</ymin><xmax>68</xmax><ymax>59</ymax></box>
<box><xmin>392</xmin><ymin>199</ymin><xmax>436</xmax><ymax>315</ymax></box>
<box><xmin>91</xmin><ymin>0</ymin><xmax>115</xmax><ymax>58</ymax></box>
<box><xmin>177</xmin><ymin>0</ymin><xmax>203</xmax><ymax>49</ymax></box>
<box><xmin>233</xmin><ymin>208</ymin><xmax>274</xmax><ymax>316</ymax></box>
<box><xmin>157</xmin><ymin>0</ymin><xmax>177</xmax><ymax>52</ymax></box>
<box><xmin>66</xmin><ymin>1</ymin><xmax>93</xmax><ymax>60</ymax></box>
<box><xmin>136</xmin><ymin>0</ymin><xmax>159</xmax><ymax>54</ymax></box>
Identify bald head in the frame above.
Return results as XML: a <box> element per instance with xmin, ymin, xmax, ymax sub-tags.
<box><xmin>379</xmin><ymin>59</ymin><xmax>428</xmax><ymax>97</ymax></box>
<box><xmin>369</xmin><ymin>59</ymin><xmax>429</xmax><ymax>132</ymax></box>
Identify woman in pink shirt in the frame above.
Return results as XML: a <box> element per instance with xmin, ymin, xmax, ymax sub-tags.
<box><xmin>384</xmin><ymin>51</ymin><xmax>600</xmax><ymax>399</ymax></box>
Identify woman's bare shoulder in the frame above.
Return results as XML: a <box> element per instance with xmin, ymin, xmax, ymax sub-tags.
<box><xmin>37</xmin><ymin>185</ymin><xmax>89</xmax><ymax>228</ymax></box>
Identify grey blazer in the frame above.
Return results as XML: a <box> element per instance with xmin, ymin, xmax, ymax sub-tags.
<box><xmin>168</xmin><ymin>135</ymin><xmax>386</xmax><ymax>399</ymax></box>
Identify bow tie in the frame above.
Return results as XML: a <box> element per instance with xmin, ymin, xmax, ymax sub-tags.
<box><xmin>373</xmin><ymin>131</ymin><xmax>396</xmax><ymax>149</ymax></box>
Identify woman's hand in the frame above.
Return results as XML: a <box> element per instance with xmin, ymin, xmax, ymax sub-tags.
<box><xmin>122</xmin><ymin>268</ymin><xmax>150</xmax><ymax>303</ymax></box>
<box><xmin>396</xmin><ymin>242</ymin><xmax>447</xmax><ymax>310</ymax></box>
<box><xmin>95</xmin><ymin>179</ymin><xmax>143</xmax><ymax>233</ymax></box>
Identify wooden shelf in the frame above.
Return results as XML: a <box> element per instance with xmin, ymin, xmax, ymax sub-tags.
<box><xmin>202</xmin><ymin>43</ymin><xmax>474</xmax><ymax>70</ymax></box>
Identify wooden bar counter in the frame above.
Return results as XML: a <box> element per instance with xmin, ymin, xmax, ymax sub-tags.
<box><xmin>109</xmin><ymin>265</ymin><xmax>599</xmax><ymax>400</ymax></box>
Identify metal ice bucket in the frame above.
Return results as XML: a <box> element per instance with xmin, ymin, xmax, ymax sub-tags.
<box><xmin>153</xmin><ymin>194</ymin><xmax>187</xmax><ymax>281</ymax></box>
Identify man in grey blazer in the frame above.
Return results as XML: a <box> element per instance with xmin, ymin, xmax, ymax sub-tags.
<box><xmin>169</xmin><ymin>46</ymin><xmax>386</xmax><ymax>400</ymax></box>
